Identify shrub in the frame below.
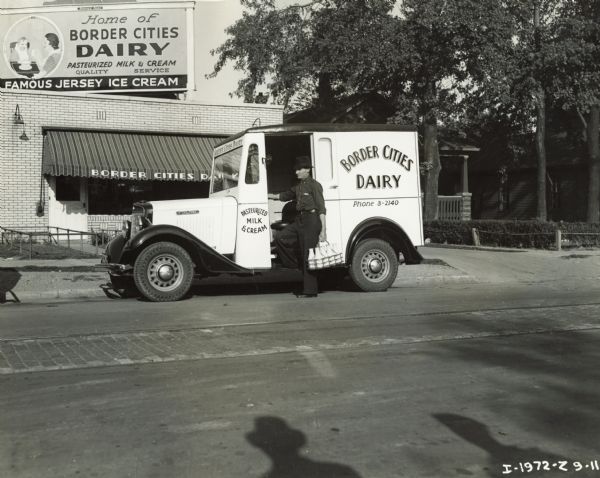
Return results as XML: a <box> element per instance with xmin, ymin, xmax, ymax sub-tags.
<box><xmin>424</xmin><ymin>220</ymin><xmax>600</xmax><ymax>249</ymax></box>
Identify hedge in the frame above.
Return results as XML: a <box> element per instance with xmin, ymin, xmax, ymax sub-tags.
<box><xmin>424</xmin><ymin>220</ymin><xmax>600</xmax><ymax>249</ymax></box>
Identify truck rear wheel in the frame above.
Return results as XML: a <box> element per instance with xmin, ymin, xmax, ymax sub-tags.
<box><xmin>134</xmin><ymin>242</ymin><xmax>194</xmax><ymax>302</ymax></box>
<box><xmin>349</xmin><ymin>239</ymin><xmax>398</xmax><ymax>292</ymax></box>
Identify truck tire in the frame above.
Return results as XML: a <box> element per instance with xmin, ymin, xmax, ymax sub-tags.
<box><xmin>349</xmin><ymin>239</ymin><xmax>398</xmax><ymax>292</ymax></box>
<box><xmin>133</xmin><ymin>242</ymin><xmax>194</xmax><ymax>302</ymax></box>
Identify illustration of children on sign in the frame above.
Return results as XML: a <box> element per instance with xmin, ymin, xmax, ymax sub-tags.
<box><xmin>5</xmin><ymin>16</ymin><xmax>62</xmax><ymax>79</ymax></box>
<box><xmin>13</xmin><ymin>37</ymin><xmax>32</xmax><ymax>70</ymax></box>
<box><xmin>9</xmin><ymin>36</ymin><xmax>36</xmax><ymax>75</ymax></box>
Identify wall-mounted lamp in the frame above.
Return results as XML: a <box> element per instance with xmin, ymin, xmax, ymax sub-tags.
<box><xmin>13</xmin><ymin>104</ymin><xmax>24</xmax><ymax>125</ymax></box>
<box><xmin>13</xmin><ymin>104</ymin><xmax>29</xmax><ymax>141</ymax></box>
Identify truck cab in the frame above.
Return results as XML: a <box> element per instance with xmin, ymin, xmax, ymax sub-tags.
<box><xmin>101</xmin><ymin>124</ymin><xmax>424</xmax><ymax>301</ymax></box>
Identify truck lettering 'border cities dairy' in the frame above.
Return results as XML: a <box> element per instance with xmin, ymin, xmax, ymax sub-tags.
<box><xmin>99</xmin><ymin>124</ymin><xmax>424</xmax><ymax>302</ymax></box>
<box><xmin>340</xmin><ymin>144</ymin><xmax>414</xmax><ymax>173</ymax></box>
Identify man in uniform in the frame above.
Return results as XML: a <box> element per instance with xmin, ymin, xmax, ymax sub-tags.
<box><xmin>268</xmin><ymin>155</ymin><xmax>326</xmax><ymax>298</ymax></box>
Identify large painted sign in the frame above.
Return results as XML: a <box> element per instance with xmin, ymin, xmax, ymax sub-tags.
<box><xmin>0</xmin><ymin>2</ymin><xmax>194</xmax><ymax>92</ymax></box>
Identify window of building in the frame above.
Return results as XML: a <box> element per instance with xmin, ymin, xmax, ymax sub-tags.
<box><xmin>55</xmin><ymin>176</ymin><xmax>80</xmax><ymax>201</ymax></box>
<box><xmin>87</xmin><ymin>179</ymin><xmax>209</xmax><ymax>215</ymax></box>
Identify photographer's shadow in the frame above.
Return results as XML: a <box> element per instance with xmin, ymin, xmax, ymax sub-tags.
<box><xmin>246</xmin><ymin>416</ymin><xmax>362</xmax><ymax>478</ymax></box>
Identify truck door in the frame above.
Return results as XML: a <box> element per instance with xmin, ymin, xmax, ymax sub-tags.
<box><xmin>312</xmin><ymin>133</ymin><xmax>342</xmax><ymax>253</ymax></box>
<box><xmin>234</xmin><ymin>133</ymin><xmax>271</xmax><ymax>269</ymax></box>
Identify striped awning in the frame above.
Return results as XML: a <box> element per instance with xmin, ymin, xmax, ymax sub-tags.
<box><xmin>42</xmin><ymin>130</ymin><xmax>224</xmax><ymax>182</ymax></box>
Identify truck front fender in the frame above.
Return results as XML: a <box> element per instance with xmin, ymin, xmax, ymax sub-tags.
<box><xmin>122</xmin><ymin>225</ymin><xmax>252</xmax><ymax>275</ymax></box>
<box><xmin>346</xmin><ymin>218</ymin><xmax>423</xmax><ymax>265</ymax></box>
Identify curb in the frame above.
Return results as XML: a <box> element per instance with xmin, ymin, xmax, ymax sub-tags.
<box><xmin>422</xmin><ymin>243</ymin><xmax>530</xmax><ymax>253</ymax></box>
<box><xmin>8</xmin><ymin>288</ymin><xmax>107</xmax><ymax>303</ymax></box>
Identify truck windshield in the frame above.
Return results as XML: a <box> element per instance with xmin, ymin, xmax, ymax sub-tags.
<box><xmin>212</xmin><ymin>146</ymin><xmax>242</xmax><ymax>193</ymax></box>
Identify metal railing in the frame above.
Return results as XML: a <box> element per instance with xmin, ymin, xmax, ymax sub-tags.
<box><xmin>0</xmin><ymin>226</ymin><xmax>120</xmax><ymax>260</ymax></box>
<box><xmin>437</xmin><ymin>196</ymin><xmax>463</xmax><ymax>221</ymax></box>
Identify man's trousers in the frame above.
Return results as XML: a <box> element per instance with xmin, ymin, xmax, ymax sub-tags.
<box><xmin>274</xmin><ymin>212</ymin><xmax>321</xmax><ymax>295</ymax></box>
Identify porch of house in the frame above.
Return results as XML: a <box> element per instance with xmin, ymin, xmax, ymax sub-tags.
<box><xmin>434</xmin><ymin>141</ymin><xmax>477</xmax><ymax>221</ymax></box>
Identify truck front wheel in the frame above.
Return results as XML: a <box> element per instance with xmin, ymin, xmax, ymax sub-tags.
<box><xmin>134</xmin><ymin>242</ymin><xmax>194</xmax><ymax>302</ymax></box>
<box><xmin>349</xmin><ymin>239</ymin><xmax>398</xmax><ymax>292</ymax></box>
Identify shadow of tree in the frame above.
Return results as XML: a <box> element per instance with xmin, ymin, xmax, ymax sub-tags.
<box><xmin>0</xmin><ymin>268</ymin><xmax>21</xmax><ymax>303</ymax></box>
<box><xmin>246</xmin><ymin>416</ymin><xmax>362</xmax><ymax>478</ymax></box>
<box><xmin>434</xmin><ymin>413</ymin><xmax>567</xmax><ymax>477</ymax></box>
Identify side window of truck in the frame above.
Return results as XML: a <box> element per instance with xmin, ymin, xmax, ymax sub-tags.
<box><xmin>245</xmin><ymin>144</ymin><xmax>260</xmax><ymax>185</ymax></box>
<box><xmin>316</xmin><ymin>137</ymin><xmax>334</xmax><ymax>180</ymax></box>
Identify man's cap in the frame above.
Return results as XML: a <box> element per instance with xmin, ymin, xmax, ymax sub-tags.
<box><xmin>294</xmin><ymin>155</ymin><xmax>312</xmax><ymax>170</ymax></box>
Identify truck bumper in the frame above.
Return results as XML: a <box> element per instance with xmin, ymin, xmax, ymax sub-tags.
<box><xmin>94</xmin><ymin>233</ymin><xmax>132</xmax><ymax>274</ymax></box>
<box><xmin>94</xmin><ymin>262</ymin><xmax>133</xmax><ymax>274</ymax></box>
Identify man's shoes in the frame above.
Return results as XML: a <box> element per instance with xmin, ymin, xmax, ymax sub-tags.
<box><xmin>295</xmin><ymin>292</ymin><xmax>317</xmax><ymax>298</ymax></box>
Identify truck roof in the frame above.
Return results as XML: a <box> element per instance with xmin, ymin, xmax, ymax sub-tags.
<box><xmin>215</xmin><ymin>123</ymin><xmax>418</xmax><ymax>148</ymax></box>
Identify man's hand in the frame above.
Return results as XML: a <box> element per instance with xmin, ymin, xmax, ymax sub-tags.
<box><xmin>319</xmin><ymin>214</ymin><xmax>327</xmax><ymax>242</ymax></box>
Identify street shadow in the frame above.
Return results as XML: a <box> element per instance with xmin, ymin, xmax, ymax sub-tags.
<box><xmin>0</xmin><ymin>268</ymin><xmax>21</xmax><ymax>303</ymax></box>
<box><xmin>190</xmin><ymin>269</ymin><xmax>351</xmax><ymax>298</ymax></box>
<box><xmin>246</xmin><ymin>416</ymin><xmax>362</xmax><ymax>478</ymax></box>
<box><xmin>434</xmin><ymin>413</ymin><xmax>567</xmax><ymax>477</ymax></box>
<box><xmin>430</xmin><ymin>313</ymin><xmax>600</xmax><ymax>452</ymax></box>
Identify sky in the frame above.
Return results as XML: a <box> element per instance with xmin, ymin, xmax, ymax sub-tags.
<box><xmin>193</xmin><ymin>0</ymin><xmax>306</xmax><ymax>102</ymax></box>
<box><xmin>0</xmin><ymin>0</ymin><xmax>277</xmax><ymax>103</ymax></box>
<box><xmin>190</xmin><ymin>0</ymin><xmax>245</xmax><ymax>102</ymax></box>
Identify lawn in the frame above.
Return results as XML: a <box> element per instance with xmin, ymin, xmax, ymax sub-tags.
<box><xmin>0</xmin><ymin>242</ymin><xmax>99</xmax><ymax>260</ymax></box>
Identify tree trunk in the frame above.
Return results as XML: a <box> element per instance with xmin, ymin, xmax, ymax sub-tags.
<box><xmin>535</xmin><ymin>87</ymin><xmax>547</xmax><ymax>221</ymax></box>
<box><xmin>423</xmin><ymin>120</ymin><xmax>441</xmax><ymax>221</ymax></box>
<box><xmin>317</xmin><ymin>73</ymin><xmax>333</xmax><ymax>107</ymax></box>
<box><xmin>587</xmin><ymin>104</ymin><xmax>600</xmax><ymax>223</ymax></box>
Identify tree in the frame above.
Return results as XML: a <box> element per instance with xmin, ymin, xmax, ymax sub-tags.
<box><xmin>209</xmin><ymin>0</ymin><xmax>397</xmax><ymax>108</ymax></box>
<box><xmin>549</xmin><ymin>0</ymin><xmax>600</xmax><ymax>222</ymax></box>
<box><xmin>386</xmin><ymin>0</ymin><xmax>515</xmax><ymax>220</ymax></box>
<box><xmin>458</xmin><ymin>0</ymin><xmax>561</xmax><ymax>221</ymax></box>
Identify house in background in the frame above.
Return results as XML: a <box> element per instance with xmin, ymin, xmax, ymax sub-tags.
<box><xmin>468</xmin><ymin>126</ymin><xmax>589</xmax><ymax>222</ymax></box>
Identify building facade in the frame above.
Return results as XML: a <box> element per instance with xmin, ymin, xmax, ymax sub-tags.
<box><xmin>1</xmin><ymin>88</ymin><xmax>283</xmax><ymax>233</ymax></box>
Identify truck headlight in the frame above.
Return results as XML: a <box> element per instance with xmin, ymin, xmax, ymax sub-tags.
<box><xmin>129</xmin><ymin>202</ymin><xmax>153</xmax><ymax>238</ymax></box>
<box><xmin>121</xmin><ymin>219</ymin><xmax>131</xmax><ymax>239</ymax></box>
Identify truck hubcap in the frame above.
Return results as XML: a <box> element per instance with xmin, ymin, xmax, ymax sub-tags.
<box><xmin>158</xmin><ymin>265</ymin><xmax>175</xmax><ymax>281</ymax></box>
<box><xmin>148</xmin><ymin>254</ymin><xmax>183</xmax><ymax>291</ymax></box>
<box><xmin>369</xmin><ymin>258</ymin><xmax>383</xmax><ymax>274</ymax></box>
<box><xmin>361</xmin><ymin>250</ymin><xmax>389</xmax><ymax>282</ymax></box>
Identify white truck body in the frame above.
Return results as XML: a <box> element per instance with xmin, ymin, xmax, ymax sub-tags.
<box><xmin>209</xmin><ymin>126</ymin><xmax>424</xmax><ymax>269</ymax></box>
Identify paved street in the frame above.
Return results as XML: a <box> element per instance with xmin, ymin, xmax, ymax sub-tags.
<box><xmin>2</xmin><ymin>260</ymin><xmax>600</xmax><ymax>478</ymax></box>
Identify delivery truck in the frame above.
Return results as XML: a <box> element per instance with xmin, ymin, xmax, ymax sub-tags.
<box><xmin>98</xmin><ymin>124</ymin><xmax>424</xmax><ymax>301</ymax></box>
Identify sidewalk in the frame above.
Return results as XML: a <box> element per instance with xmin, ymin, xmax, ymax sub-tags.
<box><xmin>1</xmin><ymin>245</ymin><xmax>599</xmax><ymax>303</ymax></box>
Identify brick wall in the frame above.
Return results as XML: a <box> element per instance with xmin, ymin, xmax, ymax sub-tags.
<box><xmin>0</xmin><ymin>89</ymin><xmax>283</xmax><ymax>230</ymax></box>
